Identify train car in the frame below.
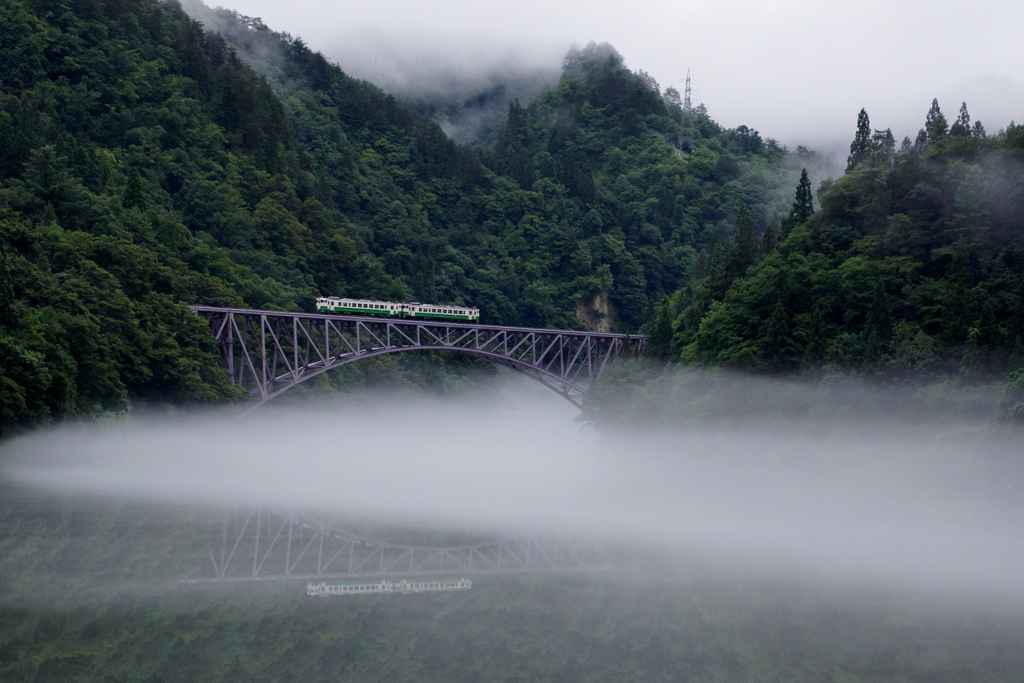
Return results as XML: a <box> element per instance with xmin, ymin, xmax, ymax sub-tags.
<box><xmin>316</xmin><ymin>297</ymin><xmax>402</xmax><ymax>317</ymax></box>
<box><xmin>315</xmin><ymin>297</ymin><xmax>479</xmax><ymax>322</ymax></box>
<box><xmin>404</xmin><ymin>302</ymin><xmax>479</xmax><ymax>322</ymax></box>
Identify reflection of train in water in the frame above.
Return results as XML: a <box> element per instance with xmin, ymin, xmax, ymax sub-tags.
<box><xmin>316</xmin><ymin>297</ymin><xmax>479</xmax><ymax>322</ymax></box>
<box><xmin>307</xmin><ymin>578</ymin><xmax>472</xmax><ymax>596</ymax></box>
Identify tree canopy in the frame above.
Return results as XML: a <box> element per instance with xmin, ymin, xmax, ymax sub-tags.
<box><xmin>0</xmin><ymin>3</ymin><xmax>820</xmax><ymax>434</ymax></box>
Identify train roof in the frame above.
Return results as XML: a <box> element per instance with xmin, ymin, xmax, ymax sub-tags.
<box><xmin>317</xmin><ymin>296</ymin><xmax>477</xmax><ymax>310</ymax></box>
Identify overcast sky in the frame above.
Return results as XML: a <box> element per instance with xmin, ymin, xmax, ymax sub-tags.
<box><xmin>209</xmin><ymin>0</ymin><xmax>1023</xmax><ymax>155</ymax></box>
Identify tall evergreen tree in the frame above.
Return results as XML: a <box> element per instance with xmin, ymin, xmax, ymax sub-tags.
<box><xmin>760</xmin><ymin>221</ymin><xmax>778</xmax><ymax>255</ymax></box>
<box><xmin>914</xmin><ymin>128</ymin><xmax>928</xmax><ymax>150</ymax></box>
<box><xmin>925</xmin><ymin>99</ymin><xmax>948</xmax><ymax>143</ymax></box>
<box><xmin>846</xmin><ymin>108</ymin><xmax>872</xmax><ymax>172</ymax></box>
<box><xmin>762</xmin><ymin>297</ymin><xmax>793</xmax><ymax>368</ymax></box>
<box><xmin>862</xmin><ymin>280</ymin><xmax>893</xmax><ymax>365</ymax></box>
<box><xmin>871</xmin><ymin>128</ymin><xmax>896</xmax><ymax>163</ymax></box>
<box><xmin>644</xmin><ymin>298</ymin><xmax>675</xmax><ymax>360</ymax></box>
<box><xmin>950</xmin><ymin>102</ymin><xmax>971</xmax><ymax>137</ymax></box>
<box><xmin>729</xmin><ymin>206</ymin><xmax>759</xmax><ymax>277</ymax></box>
<box><xmin>496</xmin><ymin>99</ymin><xmax>534</xmax><ymax>188</ymax></box>
<box><xmin>793</xmin><ymin>168</ymin><xmax>815</xmax><ymax>221</ymax></box>
<box><xmin>780</xmin><ymin>169</ymin><xmax>814</xmax><ymax>239</ymax></box>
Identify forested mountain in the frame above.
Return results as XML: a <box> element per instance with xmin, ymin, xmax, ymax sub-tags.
<box><xmin>649</xmin><ymin>102</ymin><xmax>1024</xmax><ymax>393</ymax></box>
<box><xmin>0</xmin><ymin>0</ymin><xmax>816</xmax><ymax>433</ymax></box>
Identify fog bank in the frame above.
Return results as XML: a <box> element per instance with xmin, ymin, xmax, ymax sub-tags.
<box><xmin>3</xmin><ymin>379</ymin><xmax>1023</xmax><ymax>597</ymax></box>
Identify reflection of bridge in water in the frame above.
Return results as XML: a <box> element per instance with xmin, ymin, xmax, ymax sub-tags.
<box><xmin>187</xmin><ymin>507</ymin><xmax>639</xmax><ymax>583</ymax></box>
<box><xmin>190</xmin><ymin>306</ymin><xmax>644</xmax><ymax>412</ymax></box>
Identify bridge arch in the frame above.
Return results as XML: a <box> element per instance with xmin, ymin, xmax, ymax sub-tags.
<box><xmin>190</xmin><ymin>306</ymin><xmax>644</xmax><ymax>413</ymax></box>
<box><xmin>249</xmin><ymin>344</ymin><xmax>589</xmax><ymax>411</ymax></box>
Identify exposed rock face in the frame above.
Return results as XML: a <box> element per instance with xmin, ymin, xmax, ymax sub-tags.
<box><xmin>576</xmin><ymin>292</ymin><xmax>615</xmax><ymax>332</ymax></box>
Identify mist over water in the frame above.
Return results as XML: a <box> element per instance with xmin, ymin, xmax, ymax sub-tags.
<box><xmin>3</xmin><ymin>375</ymin><xmax>1024</xmax><ymax>599</ymax></box>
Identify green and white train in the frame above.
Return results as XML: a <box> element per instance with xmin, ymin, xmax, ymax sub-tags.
<box><xmin>315</xmin><ymin>296</ymin><xmax>479</xmax><ymax>322</ymax></box>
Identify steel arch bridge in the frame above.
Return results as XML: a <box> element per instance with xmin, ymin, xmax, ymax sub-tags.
<box><xmin>190</xmin><ymin>306</ymin><xmax>644</xmax><ymax>411</ymax></box>
<box><xmin>186</xmin><ymin>507</ymin><xmax>638</xmax><ymax>583</ymax></box>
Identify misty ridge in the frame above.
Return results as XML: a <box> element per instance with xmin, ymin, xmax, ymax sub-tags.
<box><xmin>178</xmin><ymin>0</ymin><xmax>563</xmax><ymax>147</ymax></box>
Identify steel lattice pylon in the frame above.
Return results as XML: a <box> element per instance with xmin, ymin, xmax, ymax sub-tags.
<box><xmin>190</xmin><ymin>307</ymin><xmax>644</xmax><ymax>411</ymax></box>
<box><xmin>187</xmin><ymin>507</ymin><xmax>638</xmax><ymax>583</ymax></box>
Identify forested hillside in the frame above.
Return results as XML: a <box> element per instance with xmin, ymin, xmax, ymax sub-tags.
<box><xmin>647</xmin><ymin>103</ymin><xmax>1024</xmax><ymax>390</ymax></box>
<box><xmin>0</xmin><ymin>0</ymin><xmax>814</xmax><ymax>434</ymax></box>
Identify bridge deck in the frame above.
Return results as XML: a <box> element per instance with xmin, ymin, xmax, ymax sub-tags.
<box><xmin>189</xmin><ymin>306</ymin><xmax>638</xmax><ymax>340</ymax></box>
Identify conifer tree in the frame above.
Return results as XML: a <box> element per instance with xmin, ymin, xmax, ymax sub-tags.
<box><xmin>863</xmin><ymin>279</ymin><xmax>893</xmax><ymax>364</ymax></box>
<box><xmin>871</xmin><ymin>128</ymin><xmax>896</xmax><ymax>163</ymax></box>
<box><xmin>950</xmin><ymin>102</ymin><xmax>971</xmax><ymax>137</ymax></box>
<box><xmin>762</xmin><ymin>297</ymin><xmax>792</xmax><ymax>368</ymax></box>
<box><xmin>760</xmin><ymin>221</ymin><xmax>778</xmax><ymax>255</ymax></box>
<box><xmin>914</xmin><ymin>128</ymin><xmax>928</xmax><ymax>150</ymax></box>
<box><xmin>562</xmin><ymin>45</ymin><xmax>583</xmax><ymax>73</ymax></box>
<box><xmin>925</xmin><ymin>99</ymin><xmax>948</xmax><ymax>142</ymax></box>
<box><xmin>729</xmin><ymin>206</ymin><xmax>758</xmax><ymax>277</ymax></box>
<box><xmin>846</xmin><ymin>108</ymin><xmax>872</xmax><ymax>172</ymax></box>
<box><xmin>644</xmin><ymin>298</ymin><xmax>675</xmax><ymax>360</ymax></box>
<box><xmin>804</xmin><ymin>304</ymin><xmax>828</xmax><ymax>362</ymax></box>
<box><xmin>663</xmin><ymin>87</ymin><xmax>682</xmax><ymax>108</ymax></box>
<box><xmin>792</xmin><ymin>168</ymin><xmax>814</xmax><ymax>223</ymax></box>
<box><xmin>497</xmin><ymin>99</ymin><xmax>534</xmax><ymax>188</ymax></box>
<box><xmin>780</xmin><ymin>169</ymin><xmax>815</xmax><ymax>239</ymax></box>
<box><xmin>122</xmin><ymin>168</ymin><xmax>147</xmax><ymax>210</ymax></box>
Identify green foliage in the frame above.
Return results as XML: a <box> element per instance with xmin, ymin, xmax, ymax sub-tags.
<box><xmin>846</xmin><ymin>108</ymin><xmax>872</xmax><ymax>172</ymax></box>
<box><xmin>654</xmin><ymin>101</ymin><xmax>1024</xmax><ymax>390</ymax></box>
<box><xmin>486</xmin><ymin>41</ymin><xmax>814</xmax><ymax>329</ymax></box>
<box><xmin>0</xmin><ymin>0</ymin><xmax>827</xmax><ymax>433</ymax></box>
<box><xmin>925</xmin><ymin>98</ymin><xmax>949</xmax><ymax>142</ymax></box>
<box><xmin>997</xmin><ymin>368</ymin><xmax>1024</xmax><ymax>421</ymax></box>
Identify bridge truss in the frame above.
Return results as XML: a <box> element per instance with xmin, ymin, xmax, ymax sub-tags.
<box><xmin>190</xmin><ymin>307</ymin><xmax>644</xmax><ymax>411</ymax></box>
<box><xmin>187</xmin><ymin>507</ymin><xmax>638</xmax><ymax>583</ymax></box>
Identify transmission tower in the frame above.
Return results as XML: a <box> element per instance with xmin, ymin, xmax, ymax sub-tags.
<box><xmin>677</xmin><ymin>69</ymin><xmax>694</xmax><ymax>153</ymax></box>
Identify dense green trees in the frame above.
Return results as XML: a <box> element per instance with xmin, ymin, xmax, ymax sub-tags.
<box><xmin>649</xmin><ymin>99</ymin><xmax>1024</xmax><ymax>395</ymax></box>
<box><xmin>0</xmin><ymin>1</ymin><xmax>819</xmax><ymax>433</ymax></box>
<box><xmin>484</xmin><ymin>41</ymin><xmax>816</xmax><ymax>328</ymax></box>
